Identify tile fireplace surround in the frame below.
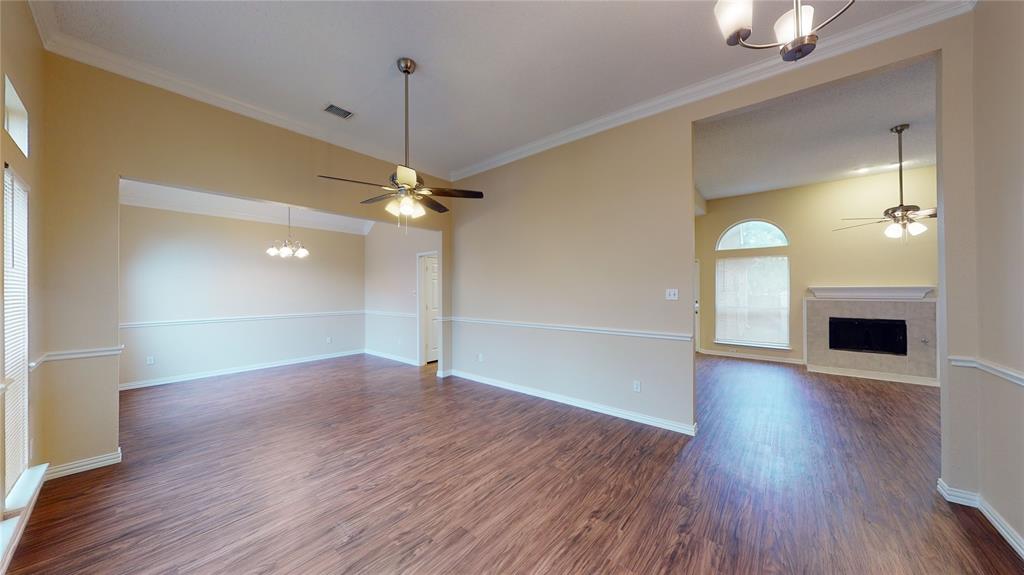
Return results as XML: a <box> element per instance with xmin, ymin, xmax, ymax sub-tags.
<box><xmin>804</xmin><ymin>286</ymin><xmax>937</xmax><ymax>386</ymax></box>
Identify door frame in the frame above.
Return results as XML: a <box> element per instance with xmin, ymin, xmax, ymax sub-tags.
<box><xmin>415</xmin><ymin>250</ymin><xmax>441</xmax><ymax>366</ymax></box>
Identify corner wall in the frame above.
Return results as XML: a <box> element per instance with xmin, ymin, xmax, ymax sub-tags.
<box><xmin>962</xmin><ymin>0</ymin><xmax>1024</xmax><ymax>551</ymax></box>
<box><xmin>364</xmin><ymin>222</ymin><xmax>442</xmax><ymax>365</ymax></box>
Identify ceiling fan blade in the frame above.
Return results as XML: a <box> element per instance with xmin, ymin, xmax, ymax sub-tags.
<box><xmin>841</xmin><ymin>217</ymin><xmax>886</xmax><ymax>221</ymax></box>
<box><xmin>417</xmin><ymin>195</ymin><xmax>449</xmax><ymax>213</ymax></box>
<box><xmin>420</xmin><ymin>188</ymin><xmax>484</xmax><ymax>199</ymax></box>
<box><xmin>911</xmin><ymin>207</ymin><xmax>937</xmax><ymax>218</ymax></box>
<box><xmin>833</xmin><ymin>220</ymin><xmax>888</xmax><ymax>232</ymax></box>
<box><xmin>318</xmin><ymin>174</ymin><xmax>387</xmax><ymax>188</ymax></box>
<box><xmin>360</xmin><ymin>192</ymin><xmax>397</xmax><ymax>205</ymax></box>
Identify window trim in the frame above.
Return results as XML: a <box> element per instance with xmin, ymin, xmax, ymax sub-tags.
<box><xmin>715</xmin><ymin>218</ymin><xmax>789</xmax><ymax>252</ymax></box>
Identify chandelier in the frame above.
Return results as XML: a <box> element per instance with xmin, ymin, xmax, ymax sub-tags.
<box><xmin>265</xmin><ymin>207</ymin><xmax>309</xmax><ymax>259</ymax></box>
<box><xmin>714</xmin><ymin>0</ymin><xmax>855</xmax><ymax>61</ymax></box>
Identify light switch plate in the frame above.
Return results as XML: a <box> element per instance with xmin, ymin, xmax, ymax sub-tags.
<box><xmin>665</xmin><ymin>288</ymin><xmax>679</xmax><ymax>301</ymax></box>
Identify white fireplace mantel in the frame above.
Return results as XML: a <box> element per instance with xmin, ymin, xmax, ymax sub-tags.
<box><xmin>807</xmin><ymin>286</ymin><xmax>935</xmax><ymax>300</ymax></box>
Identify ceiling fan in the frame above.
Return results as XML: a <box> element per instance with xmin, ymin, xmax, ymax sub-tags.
<box><xmin>318</xmin><ymin>58</ymin><xmax>483</xmax><ymax>220</ymax></box>
<box><xmin>834</xmin><ymin>124</ymin><xmax>937</xmax><ymax>239</ymax></box>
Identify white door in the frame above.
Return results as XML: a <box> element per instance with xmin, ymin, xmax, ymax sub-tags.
<box><xmin>421</xmin><ymin>255</ymin><xmax>440</xmax><ymax>363</ymax></box>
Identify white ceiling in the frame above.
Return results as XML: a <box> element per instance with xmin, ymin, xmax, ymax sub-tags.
<box><xmin>119</xmin><ymin>179</ymin><xmax>375</xmax><ymax>235</ymax></box>
<box><xmin>694</xmin><ymin>56</ymin><xmax>936</xmax><ymax>199</ymax></box>
<box><xmin>31</xmin><ymin>1</ymin><xmax>968</xmax><ymax>181</ymax></box>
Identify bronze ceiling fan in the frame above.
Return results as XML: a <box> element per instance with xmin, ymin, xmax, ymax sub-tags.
<box><xmin>318</xmin><ymin>58</ymin><xmax>483</xmax><ymax>219</ymax></box>
<box><xmin>834</xmin><ymin>124</ymin><xmax>937</xmax><ymax>239</ymax></box>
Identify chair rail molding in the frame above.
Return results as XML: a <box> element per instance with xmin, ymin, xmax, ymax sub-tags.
<box><xmin>29</xmin><ymin>345</ymin><xmax>126</xmax><ymax>371</ymax></box>
<box><xmin>449</xmin><ymin>317</ymin><xmax>692</xmax><ymax>342</ymax></box>
<box><xmin>119</xmin><ymin>310</ymin><xmax>364</xmax><ymax>329</ymax></box>
<box><xmin>948</xmin><ymin>356</ymin><xmax>1024</xmax><ymax>388</ymax></box>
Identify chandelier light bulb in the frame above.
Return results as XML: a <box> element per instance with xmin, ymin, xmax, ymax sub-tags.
<box><xmin>774</xmin><ymin>5</ymin><xmax>814</xmax><ymax>45</ymax></box>
<box><xmin>399</xmin><ymin>196</ymin><xmax>416</xmax><ymax>216</ymax></box>
<box><xmin>884</xmin><ymin>223</ymin><xmax>904</xmax><ymax>239</ymax></box>
<box><xmin>907</xmin><ymin>221</ymin><xmax>927</xmax><ymax>236</ymax></box>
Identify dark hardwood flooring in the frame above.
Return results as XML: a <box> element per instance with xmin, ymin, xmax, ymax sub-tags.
<box><xmin>10</xmin><ymin>354</ymin><xmax>1023</xmax><ymax>574</ymax></box>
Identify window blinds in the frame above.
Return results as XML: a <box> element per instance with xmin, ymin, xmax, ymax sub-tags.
<box><xmin>4</xmin><ymin>168</ymin><xmax>29</xmax><ymax>495</ymax></box>
<box><xmin>715</xmin><ymin>256</ymin><xmax>790</xmax><ymax>349</ymax></box>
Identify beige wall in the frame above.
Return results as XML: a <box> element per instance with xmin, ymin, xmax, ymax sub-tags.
<box><xmin>696</xmin><ymin>167</ymin><xmax>938</xmax><ymax>362</ymax></box>
<box><xmin>453</xmin><ymin>17</ymin><xmax>976</xmax><ymax>437</ymax></box>
<box><xmin>119</xmin><ymin>205</ymin><xmax>366</xmax><ymax>386</ymax></box>
<box><xmin>970</xmin><ymin>0</ymin><xmax>1024</xmax><ymax>542</ymax></box>
<box><xmin>364</xmin><ymin>222</ymin><xmax>441</xmax><ymax>364</ymax></box>
<box><xmin>32</xmin><ymin>49</ymin><xmax>452</xmax><ymax>468</ymax></box>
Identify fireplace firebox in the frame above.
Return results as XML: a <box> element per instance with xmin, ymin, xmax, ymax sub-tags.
<box><xmin>828</xmin><ymin>317</ymin><xmax>907</xmax><ymax>356</ymax></box>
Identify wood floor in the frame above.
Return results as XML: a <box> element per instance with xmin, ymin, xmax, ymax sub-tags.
<box><xmin>11</xmin><ymin>354</ymin><xmax>1023</xmax><ymax>574</ymax></box>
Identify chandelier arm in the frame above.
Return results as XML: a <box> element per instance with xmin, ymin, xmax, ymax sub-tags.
<box><xmin>811</xmin><ymin>0</ymin><xmax>855</xmax><ymax>33</ymax></box>
<box><xmin>738</xmin><ymin>37</ymin><xmax>784</xmax><ymax>50</ymax></box>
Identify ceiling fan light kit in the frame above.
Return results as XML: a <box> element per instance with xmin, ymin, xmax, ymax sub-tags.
<box><xmin>318</xmin><ymin>58</ymin><xmax>484</xmax><ymax>227</ymax></box>
<box><xmin>714</xmin><ymin>0</ymin><xmax>854</xmax><ymax>61</ymax></box>
<box><xmin>833</xmin><ymin>123</ymin><xmax>938</xmax><ymax>240</ymax></box>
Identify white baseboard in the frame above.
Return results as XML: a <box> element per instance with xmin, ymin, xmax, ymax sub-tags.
<box><xmin>806</xmin><ymin>364</ymin><xmax>938</xmax><ymax>387</ymax></box>
<box><xmin>697</xmin><ymin>348</ymin><xmax>805</xmax><ymax>365</ymax></box>
<box><xmin>119</xmin><ymin>350</ymin><xmax>364</xmax><ymax>390</ymax></box>
<box><xmin>450</xmin><ymin>369</ymin><xmax>696</xmax><ymax>436</ymax></box>
<box><xmin>436</xmin><ymin>370</ymin><xmax>451</xmax><ymax>378</ymax></box>
<box><xmin>363</xmin><ymin>350</ymin><xmax>420</xmax><ymax>367</ymax></box>
<box><xmin>45</xmin><ymin>448</ymin><xmax>122</xmax><ymax>480</ymax></box>
<box><xmin>938</xmin><ymin>478</ymin><xmax>1024</xmax><ymax>561</ymax></box>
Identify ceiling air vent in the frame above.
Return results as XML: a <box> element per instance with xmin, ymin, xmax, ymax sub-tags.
<box><xmin>324</xmin><ymin>104</ymin><xmax>353</xmax><ymax>119</ymax></box>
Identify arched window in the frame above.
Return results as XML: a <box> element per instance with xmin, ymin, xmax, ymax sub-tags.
<box><xmin>716</xmin><ymin>220</ymin><xmax>788</xmax><ymax>251</ymax></box>
<box><xmin>714</xmin><ymin>220</ymin><xmax>790</xmax><ymax>349</ymax></box>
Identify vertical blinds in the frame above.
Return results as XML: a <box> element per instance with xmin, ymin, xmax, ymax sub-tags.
<box><xmin>4</xmin><ymin>168</ymin><xmax>29</xmax><ymax>495</ymax></box>
<box><xmin>715</xmin><ymin>256</ymin><xmax>790</xmax><ymax>349</ymax></box>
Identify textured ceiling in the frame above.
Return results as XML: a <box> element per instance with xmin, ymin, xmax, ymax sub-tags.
<box><xmin>694</xmin><ymin>56</ymin><xmax>936</xmax><ymax>199</ymax></box>
<box><xmin>34</xmin><ymin>1</ymin><xmax>942</xmax><ymax>180</ymax></box>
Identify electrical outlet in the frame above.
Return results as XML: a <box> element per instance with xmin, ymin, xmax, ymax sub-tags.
<box><xmin>326</xmin><ymin>336</ymin><xmax>333</xmax><ymax>344</ymax></box>
<box><xmin>665</xmin><ymin>288</ymin><xmax>679</xmax><ymax>301</ymax></box>
<box><xmin>477</xmin><ymin>353</ymin><xmax>485</xmax><ymax>363</ymax></box>
<box><xmin>632</xmin><ymin>380</ymin><xmax>642</xmax><ymax>393</ymax></box>
<box><xmin>145</xmin><ymin>356</ymin><xmax>155</xmax><ymax>366</ymax></box>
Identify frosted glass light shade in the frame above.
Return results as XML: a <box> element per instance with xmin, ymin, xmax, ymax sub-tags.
<box><xmin>279</xmin><ymin>244</ymin><xmax>294</xmax><ymax>257</ymax></box>
<box><xmin>774</xmin><ymin>5</ymin><xmax>814</xmax><ymax>44</ymax></box>
<box><xmin>714</xmin><ymin>0</ymin><xmax>753</xmax><ymax>43</ymax></box>
<box><xmin>411</xmin><ymin>202</ymin><xmax>426</xmax><ymax>218</ymax></box>
<box><xmin>266</xmin><ymin>246</ymin><xmax>279</xmax><ymax>256</ymax></box>
<box><xmin>396</xmin><ymin>165</ymin><xmax>418</xmax><ymax>188</ymax></box>
<box><xmin>385</xmin><ymin>199</ymin><xmax>401</xmax><ymax>217</ymax></box>
<box><xmin>399</xmin><ymin>196</ymin><xmax>416</xmax><ymax>215</ymax></box>
<box><xmin>884</xmin><ymin>223</ymin><xmax>903</xmax><ymax>239</ymax></box>
<box><xmin>907</xmin><ymin>221</ymin><xmax>927</xmax><ymax>236</ymax></box>
<box><xmin>295</xmin><ymin>246</ymin><xmax>310</xmax><ymax>258</ymax></box>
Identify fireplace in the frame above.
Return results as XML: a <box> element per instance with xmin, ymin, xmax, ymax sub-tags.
<box><xmin>828</xmin><ymin>317</ymin><xmax>907</xmax><ymax>356</ymax></box>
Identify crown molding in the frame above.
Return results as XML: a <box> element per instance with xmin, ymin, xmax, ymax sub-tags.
<box><xmin>448</xmin><ymin>0</ymin><xmax>976</xmax><ymax>182</ymax></box>
<box><xmin>29</xmin><ymin>0</ymin><xmax>329</xmax><ymax>148</ymax></box>
<box><xmin>30</xmin><ymin>1</ymin><xmax>975</xmax><ymax>184</ymax></box>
